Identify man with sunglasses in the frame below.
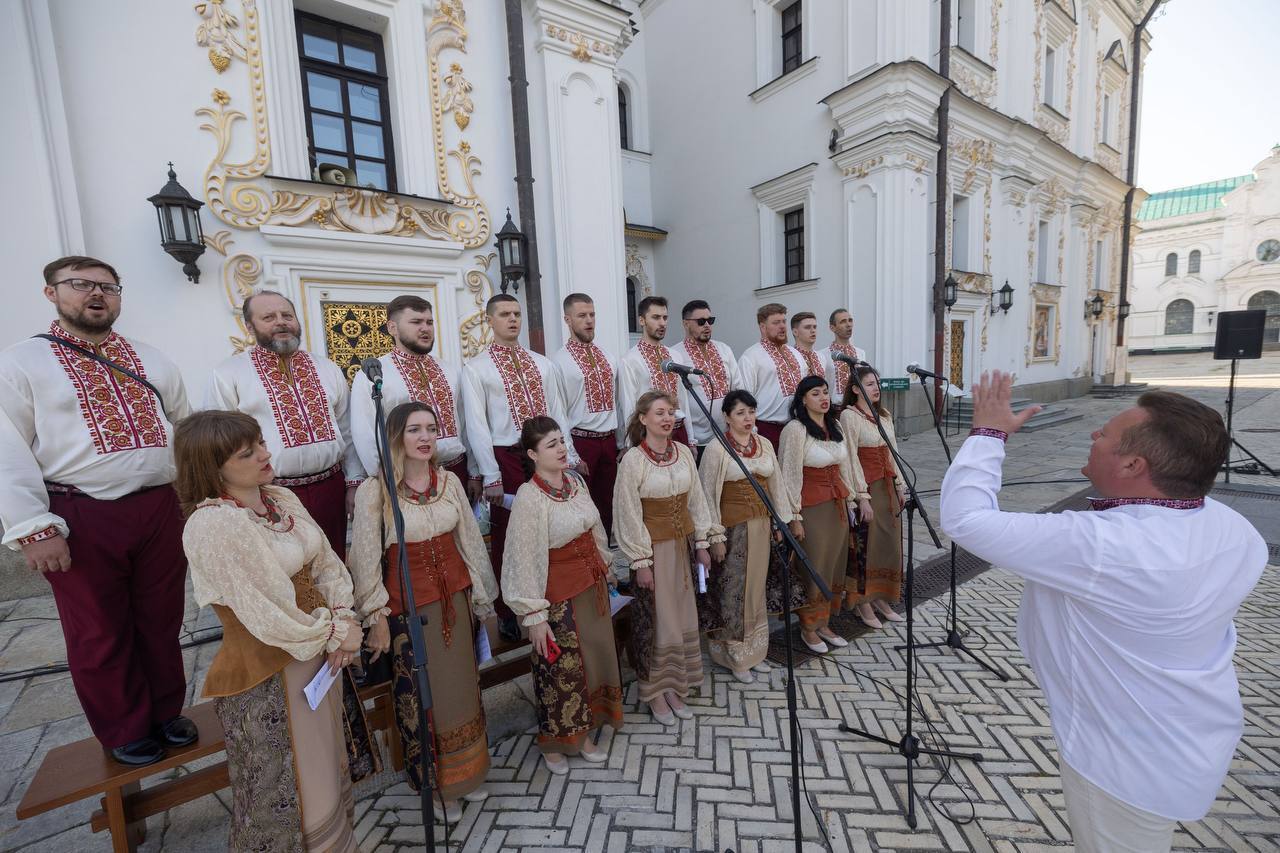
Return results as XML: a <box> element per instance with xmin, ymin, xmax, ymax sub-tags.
<box><xmin>669</xmin><ymin>300</ymin><xmax>738</xmax><ymax>461</ymax></box>
<box><xmin>0</xmin><ymin>256</ymin><xmax>196</xmax><ymax>767</ymax></box>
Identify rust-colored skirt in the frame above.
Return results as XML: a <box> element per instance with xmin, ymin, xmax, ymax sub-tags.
<box><xmin>532</xmin><ymin>585</ymin><xmax>624</xmax><ymax>754</ymax></box>
<box><xmin>795</xmin><ymin>499</ymin><xmax>849</xmax><ymax>632</ymax></box>
<box><xmin>850</xmin><ymin>477</ymin><xmax>903</xmax><ymax>605</ymax></box>
<box><xmin>389</xmin><ymin>590</ymin><xmax>490</xmax><ymax>800</ymax></box>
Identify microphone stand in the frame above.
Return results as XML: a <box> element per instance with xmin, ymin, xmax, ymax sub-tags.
<box><xmin>835</xmin><ymin>392</ymin><xmax>982</xmax><ymax>830</ymax></box>
<box><xmin>369</xmin><ymin>370</ymin><xmax>442</xmax><ymax>850</ymax></box>
<box><xmin>894</xmin><ymin>373</ymin><xmax>1010</xmax><ymax>681</ymax></box>
<box><xmin>676</xmin><ymin>372</ymin><xmax>830</xmax><ymax>853</ymax></box>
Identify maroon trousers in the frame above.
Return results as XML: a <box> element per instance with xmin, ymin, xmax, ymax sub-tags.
<box><xmin>571</xmin><ymin>433</ymin><xmax>618</xmax><ymax>538</ymax></box>
<box><xmin>281</xmin><ymin>467</ymin><xmax>347</xmax><ymax>560</ymax></box>
<box><xmin>45</xmin><ymin>486</ymin><xmax>187</xmax><ymax>749</ymax></box>
<box><xmin>443</xmin><ymin>454</ymin><xmax>469</xmax><ymax>488</ymax></box>
<box><xmin>488</xmin><ymin>446</ymin><xmax>530</xmax><ymax>623</ymax></box>
<box><xmin>756</xmin><ymin>419</ymin><xmax>786</xmax><ymax>452</ymax></box>
<box><xmin>671</xmin><ymin>421</ymin><xmax>691</xmax><ymax>449</ymax></box>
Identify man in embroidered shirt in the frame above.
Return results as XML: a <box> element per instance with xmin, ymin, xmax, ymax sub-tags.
<box><xmin>668</xmin><ymin>299</ymin><xmax>738</xmax><ymax>461</ymax></box>
<box><xmin>351</xmin><ymin>294</ymin><xmax>469</xmax><ymax>491</ymax></box>
<box><xmin>550</xmin><ymin>293</ymin><xmax>621</xmax><ymax>535</ymax></box>
<box><xmin>824</xmin><ymin>308</ymin><xmax>868</xmax><ymax>400</ymax></box>
<box><xmin>737</xmin><ymin>302</ymin><xmax>807</xmax><ymax>450</ymax></box>
<box><xmin>619</xmin><ymin>295</ymin><xmax>692</xmax><ymax>446</ymax></box>
<box><xmin>0</xmin><ymin>256</ymin><xmax>196</xmax><ymax>766</ymax></box>
<box><xmin>790</xmin><ymin>311</ymin><xmax>830</xmax><ymax>381</ymax></box>
<box><xmin>461</xmin><ymin>294</ymin><xmax>577</xmax><ymax>637</ymax></box>
<box><xmin>204</xmin><ymin>290</ymin><xmax>363</xmax><ymax>559</ymax></box>
<box><xmin>941</xmin><ymin>372</ymin><xmax>1266</xmax><ymax>853</ymax></box>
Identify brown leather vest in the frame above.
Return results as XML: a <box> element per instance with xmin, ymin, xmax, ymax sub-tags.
<box><xmin>720</xmin><ymin>479</ymin><xmax>770</xmax><ymax>529</ymax></box>
<box><xmin>546</xmin><ymin>530</ymin><xmax>610</xmax><ymax>615</ymax></box>
<box><xmin>203</xmin><ymin>566</ymin><xmax>326</xmax><ymax>698</ymax></box>
<box><xmin>640</xmin><ymin>492</ymin><xmax>695</xmax><ymax>543</ymax></box>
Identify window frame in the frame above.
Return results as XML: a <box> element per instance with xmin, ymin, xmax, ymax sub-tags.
<box><xmin>1043</xmin><ymin>45</ymin><xmax>1058</xmax><ymax>109</ymax></box>
<box><xmin>1164</xmin><ymin>252</ymin><xmax>1178</xmax><ymax>277</ymax></box>
<box><xmin>617</xmin><ymin>84</ymin><xmax>630</xmax><ymax>150</ymax></box>
<box><xmin>783</xmin><ymin>207</ymin><xmax>805</xmax><ymax>284</ymax></box>
<box><xmin>1163</xmin><ymin>299</ymin><xmax>1194</xmax><ymax>335</ymax></box>
<box><xmin>295</xmin><ymin>11</ymin><xmax>398</xmax><ymax>192</ymax></box>
<box><xmin>781</xmin><ymin>0</ymin><xmax>803</xmax><ymax>75</ymax></box>
<box><xmin>956</xmin><ymin>0</ymin><xmax>977</xmax><ymax>54</ymax></box>
<box><xmin>1188</xmin><ymin>249</ymin><xmax>1201</xmax><ymax>275</ymax></box>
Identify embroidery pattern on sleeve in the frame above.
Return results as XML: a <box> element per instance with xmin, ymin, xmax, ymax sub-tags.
<box><xmin>390</xmin><ymin>350</ymin><xmax>459</xmax><ymax>438</ymax></box>
<box><xmin>48</xmin><ymin>323</ymin><xmax>166</xmax><ymax>454</ymax></box>
<box><xmin>249</xmin><ymin>347</ymin><xmax>337</xmax><ymax>448</ymax></box>
<box><xmin>567</xmin><ymin>340</ymin><xmax>614</xmax><ymax>414</ymax></box>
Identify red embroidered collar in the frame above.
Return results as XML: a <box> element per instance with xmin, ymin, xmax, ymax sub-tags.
<box><xmin>1087</xmin><ymin>496</ymin><xmax>1205</xmax><ymax>512</ymax></box>
<box><xmin>49</xmin><ymin>321</ymin><xmax>117</xmax><ymax>349</ymax></box>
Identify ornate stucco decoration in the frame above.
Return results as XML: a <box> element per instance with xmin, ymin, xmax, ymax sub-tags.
<box><xmin>989</xmin><ymin>0</ymin><xmax>1003</xmax><ymax>67</ymax></box>
<box><xmin>841</xmin><ymin>156</ymin><xmax>883</xmax><ymax>179</ymax></box>
<box><xmin>953</xmin><ymin>64</ymin><xmax>996</xmax><ymax>107</ymax></box>
<box><xmin>193</xmin><ymin>0</ymin><xmax>490</xmax><ymax>249</ymax></box>
<box><xmin>460</xmin><ymin>252</ymin><xmax>496</xmax><ymax>358</ymax></box>
<box><xmin>204</xmin><ymin>230</ymin><xmax>261</xmax><ymax>352</ymax></box>
<box><xmin>625</xmin><ymin>244</ymin><xmax>653</xmax><ymax>297</ymax></box>
<box><xmin>545</xmin><ymin>24</ymin><xmax>617</xmax><ymax>62</ymax></box>
<box><xmin>951</xmin><ymin>137</ymin><xmax>995</xmax><ymax>194</ymax></box>
<box><xmin>905</xmin><ymin>153</ymin><xmax>929</xmax><ymax>173</ymax></box>
<box><xmin>1026</xmin><ymin>282</ymin><xmax>1064</xmax><ymax>365</ymax></box>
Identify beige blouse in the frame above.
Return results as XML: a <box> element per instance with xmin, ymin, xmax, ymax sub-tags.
<box><xmin>347</xmin><ymin>469</ymin><xmax>499</xmax><ymax>626</ymax></box>
<box><xmin>501</xmin><ymin>473</ymin><xmax>614</xmax><ymax>628</ymax></box>
<box><xmin>697</xmin><ymin>436</ymin><xmax>791</xmax><ymax>538</ymax></box>
<box><xmin>778</xmin><ymin>419</ymin><xmax>861</xmax><ymax>515</ymax></box>
<box><xmin>612</xmin><ymin>442</ymin><xmax>721</xmax><ymax>572</ymax></box>
<box><xmin>184</xmin><ymin>485</ymin><xmax>355</xmax><ymax>661</ymax></box>
<box><xmin>839</xmin><ymin>406</ymin><xmax>905</xmax><ymax>497</ymax></box>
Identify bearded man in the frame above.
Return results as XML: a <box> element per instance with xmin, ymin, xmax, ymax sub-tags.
<box><xmin>0</xmin><ymin>256</ymin><xmax>195</xmax><ymax>766</ymax></box>
<box><xmin>204</xmin><ymin>289</ymin><xmax>363</xmax><ymax>557</ymax></box>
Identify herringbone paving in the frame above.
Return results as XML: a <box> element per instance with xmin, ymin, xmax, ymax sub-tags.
<box><xmin>358</xmin><ymin>562</ymin><xmax>1280</xmax><ymax>852</ymax></box>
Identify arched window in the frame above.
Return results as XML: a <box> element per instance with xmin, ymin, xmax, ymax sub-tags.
<box><xmin>1163</xmin><ymin>299</ymin><xmax>1194</xmax><ymax>335</ymax></box>
<box><xmin>1164</xmin><ymin>252</ymin><xmax>1178</xmax><ymax>277</ymax></box>
<box><xmin>617</xmin><ymin>84</ymin><xmax>630</xmax><ymax>150</ymax></box>
<box><xmin>1247</xmin><ymin>289</ymin><xmax>1280</xmax><ymax>343</ymax></box>
<box><xmin>1188</xmin><ymin>249</ymin><xmax>1201</xmax><ymax>275</ymax></box>
<box><xmin>625</xmin><ymin>276</ymin><xmax>639</xmax><ymax>333</ymax></box>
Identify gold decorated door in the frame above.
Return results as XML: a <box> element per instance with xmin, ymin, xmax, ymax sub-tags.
<box><xmin>322</xmin><ymin>302</ymin><xmax>394</xmax><ymax>383</ymax></box>
<box><xmin>949</xmin><ymin>319</ymin><xmax>965</xmax><ymax>388</ymax></box>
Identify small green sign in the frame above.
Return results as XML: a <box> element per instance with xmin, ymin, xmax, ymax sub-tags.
<box><xmin>880</xmin><ymin>378</ymin><xmax>910</xmax><ymax>392</ymax></box>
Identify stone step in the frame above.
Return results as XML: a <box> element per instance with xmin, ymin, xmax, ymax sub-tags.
<box><xmin>944</xmin><ymin>402</ymin><xmax>1085</xmax><ymax>433</ymax></box>
<box><xmin>951</xmin><ymin>397</ymin><xmax>1037</xmax><ymax>413</ymax></box>
<box><xmin>1090</xmin><ymin>382</ymin><xmax>1149</xmax><ymax>397</ymax></box>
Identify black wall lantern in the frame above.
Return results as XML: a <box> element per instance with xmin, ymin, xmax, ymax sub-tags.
<box><xmin>1117</xmin><ymin>301</ymin><xmax>1131</xmax><ymax>320</ymax></box>
<box><xmin>147</xmin><ymin>163</ymin><xmax>206</xmax><ymax>283</ymax></box>
<box><xmin>992</xmin><ymin>279</ymin><xmax>1014</xmax><ymax>315</ymax></box>
<box><xmin>942</xmin><ymin>273</ymin><xmax>958</xmax><ymax>310</ymax></box>
<box><xmin>1088</xmin><ymin>293</ymin><xmax>1105</xmax><ymax>319</ymax></box>
<box><xmin>495</xmin><ymin>209</ymin><xmax>527</xmax><ymax>293</ymax></box>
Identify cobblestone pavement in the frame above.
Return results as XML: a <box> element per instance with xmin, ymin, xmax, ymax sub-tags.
<box><xmin>1</xmin><ymin>352</ymin><xmax>1278</xmax><ymax>851</ymax></box>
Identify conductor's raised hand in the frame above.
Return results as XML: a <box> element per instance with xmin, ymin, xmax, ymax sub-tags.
<box><xmin>971</xmin><ymin>370</ymin><xmax>1041</xmax><ymax>436</ymax></box>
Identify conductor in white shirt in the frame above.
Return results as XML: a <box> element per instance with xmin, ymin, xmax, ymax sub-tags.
<box><xmin>941</xmin><ymin>371</ymin><xmax>1267</xmax><ymax>853</ymax></box>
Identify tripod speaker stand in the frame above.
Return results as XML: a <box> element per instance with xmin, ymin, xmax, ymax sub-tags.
<box><xmin>1214</xmin><ymin>310</ymin><xmax>1276</xmax><ymax>482</ymax></box>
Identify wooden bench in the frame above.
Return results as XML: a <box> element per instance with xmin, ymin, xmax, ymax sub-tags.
<box><xmin>15</xmin><ymin>612</ymin><xmax>632</xmax><ymax>852</ymax></box>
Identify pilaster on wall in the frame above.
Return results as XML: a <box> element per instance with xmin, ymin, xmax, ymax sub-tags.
<box><xmin>528</xmin><ymin>0</ymin><xmax>631</xmax><ymax>359</ymax></box>
<box><xmin>826</xmin><ymin>61</ymin><xmax>946</xmax><ymax>379</ymax></box>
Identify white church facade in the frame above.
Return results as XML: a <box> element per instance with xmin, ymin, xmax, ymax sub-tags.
<box><xmin>1128</xmin><ymin>145</ymin><xmax>1280</xmax><ymax>353</ymax></box>
<box><xmin>4</xmin><ymin>0</ymin><xmax>1153</xmax><ymax>414</ymax></box>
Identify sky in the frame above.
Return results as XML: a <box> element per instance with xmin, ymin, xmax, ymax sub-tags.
<box><xmin>1137</xmin><ymin>0</ymin><xmax>1280</xmax><ymax>193</ymax></box>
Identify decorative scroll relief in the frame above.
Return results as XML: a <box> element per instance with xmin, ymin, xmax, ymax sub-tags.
<box><xmin>625</xmin><ymin>244</ymin><xmax>653</xmax><ymax>297</ymax></box>
<box><xmin>204</xmin><ymin>230</ymin><xmax>261</xmax><ymax>353</ymax></box>
<box><xmin>953</xmin><ymin>64</ymin><xmax>996</xmax><ymax>107</ymax></box>
<box><xmin>460</xmin><ymin>252</ymin><xmax>496</xmax><ymax>359</ymax></box>
<box><xmin>193</xmin><ymin>0</ymin><xmax>490</xmax><ymax>249</ymax></box>
<box><xmin>841</xmin><ymin>156</ymin><xmax>883</xmax><ymax>179</ymax></box>
<box><xmin>989</xmin><ymin>0</ymin><xmax>1003</xmax><ymax>66</ymax></box>
<box><xmin>951</xmin><ymin>137</ymin><xmax>995</xmax><ymax>194</ymax></box>
<box><xmin>545</xmin><ymin>24</ymin><xmax>617</xmax><ymax>62</ymax></box>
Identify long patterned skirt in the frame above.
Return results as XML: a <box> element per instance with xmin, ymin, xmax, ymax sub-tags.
<box><xmin>628</xmin><ymin>539</ymin><xmax>704</xmax><ymax>703</ymax></box>
<box><xmin>388</xmin><ymin>590</ymin><xmax>490</xmax><ymax>800</ymax></box>
<box><xmin>794</xmin><ymin>500</ymin><xmax>849</xmax><ymax>632</ymax></box>
<box><xmin>850</xmin><ymin>477</ymin><xmax>903</xmax><ymax>605</ymax></box>
<box><xmin>216</xmin><ymin>656</ymin><xmax>380</xmax><ymax>852</ymax></box>
<box><xmin>532</xmin><ymin>585</ymin><xmax>624</xmax><ymax>754</ymax></box>
<box><xmin>703</xmin><ymin>517</ymin><xmax>771</xmax><ymax>672</ymax></box>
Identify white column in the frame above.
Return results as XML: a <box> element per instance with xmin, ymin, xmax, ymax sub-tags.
<box><xmin>527</xmin><ymin>0</ymin><xmax>632</xmax><ymax>359</ymax></box>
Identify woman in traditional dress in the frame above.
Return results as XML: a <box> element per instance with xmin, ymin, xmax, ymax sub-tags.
<box><xmin>840</xmin><ymin>365</ymin><xmax>907</xmax><ymax>629</ymax></box>
<box><xmin>177</xmin><ymin>410</ymin><xmax>378</xmax><ymax>852</ymax></box>
<box><xmin>779</xmin><ymin>375</ymin><xmax>862</xmax><ymax>654</ymax></box>
<box><xmin>613</xmin><ymin>391</ymin><xmax>719</xmax><ymax>724</ymax></box>
<box><xmin>698</xmin><ymin>389</ymin><xmax>787</xmax><ymax>683</ymax></box>
<box><xmin>349</xmin><ymin>401</ymin><xmax>499</xmax><ymax>822</ymax></box>
<box><xmin>501</xmin><ymin>416</ymin><xmax>623</xmax><ymax>775</ymax></box>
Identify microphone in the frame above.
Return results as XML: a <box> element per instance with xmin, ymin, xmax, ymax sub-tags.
<box><xmin>360</xmin><ymin>357</ymin><xmax>383</xmax><ymax>383</ymax></box>
<box><xmin>906</xmin><ymin>362</ymin><xmax>945</xmax><ymax>381</ymax></box>
<box><xmin>831</xmin><ymin>352</ymin><xmax>869</xmax><ymax>370</ymax></box>
<box><xmin>660</xmin><ymin>359</ymin><xmax>706</xmax><ymax>377</ymax></box>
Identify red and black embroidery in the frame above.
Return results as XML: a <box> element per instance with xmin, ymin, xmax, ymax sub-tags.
<box><xmin>684</xmin><ymin>342</ymin><xmax>730</xmax><ymax>400</ymax></box>
<box><xmin>249</xmin><ymin>347</ymin><xmax>337</xmax><ymax>448</ymax></box>
<box><xmin>798</xmin><ymin>348</ymin><xmax>824</xmax><ymax>379</ymax></box>
<box><xmin>760</xmin><ymin>340</ymin><xmax>802</xmax><ymax>397</ymax></box>
<box><xmin>47</xmin><ymin>323</ymin><xmax>166</xmax><ymax>455</ymax></box>
<box><xmin>490</xmin><ymin>344</ymin><xmax>549</xmax><ymax>431</ymax></box>
<box><xmin>638</xmin><ymin>341</ymin><xmax>678</xmax><ymax>398</ymax></box>
<box><xmin>390</xmin><ymin>350</ymin><xmax>459</xmax><ymax>439</ymax></box>
<box><xmin>830</xmin><ymin>342</ymin><xmax>857</xmax><ymax>395</ymax></box>
<box><xmin>565</xmin><ymin>340</ymin><xmax>614</xmax><ymax>414</ymax></box>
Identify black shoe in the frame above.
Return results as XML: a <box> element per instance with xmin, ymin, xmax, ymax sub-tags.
<box><xmin>110</xmin><ymin>736</ymin><xmax>166</xmax><ymax>766</ymax></box>
<box><xmin>154</xmin><ymin>715</ymin><xmax>199</xmax><ymax>748</ymax></box>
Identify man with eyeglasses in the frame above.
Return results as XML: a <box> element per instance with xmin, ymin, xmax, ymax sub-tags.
<box><xmin>619</xmin><ymin>295</ymin><xmax>692</xmax><ymax>446</ymax></box>
<box><xmin>0</xmin><ymin>256</ymin><xmax>196</xmax><ymax>767</ymax></box>
<box><xmin>669</xmin><ymin>300</ymin><xmax>739</xmax><ymax>461</ymax></box>
<box><xmin>203</xmin><ymin>289</ymin><xmax>364</xmax><ymax>559</ymax></box>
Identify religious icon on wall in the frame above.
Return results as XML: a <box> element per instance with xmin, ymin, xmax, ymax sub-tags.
<box><xmin>1033</xmin><ymin>305</ymin><xmax>1053</xmax><ymax>360</ymax></box>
